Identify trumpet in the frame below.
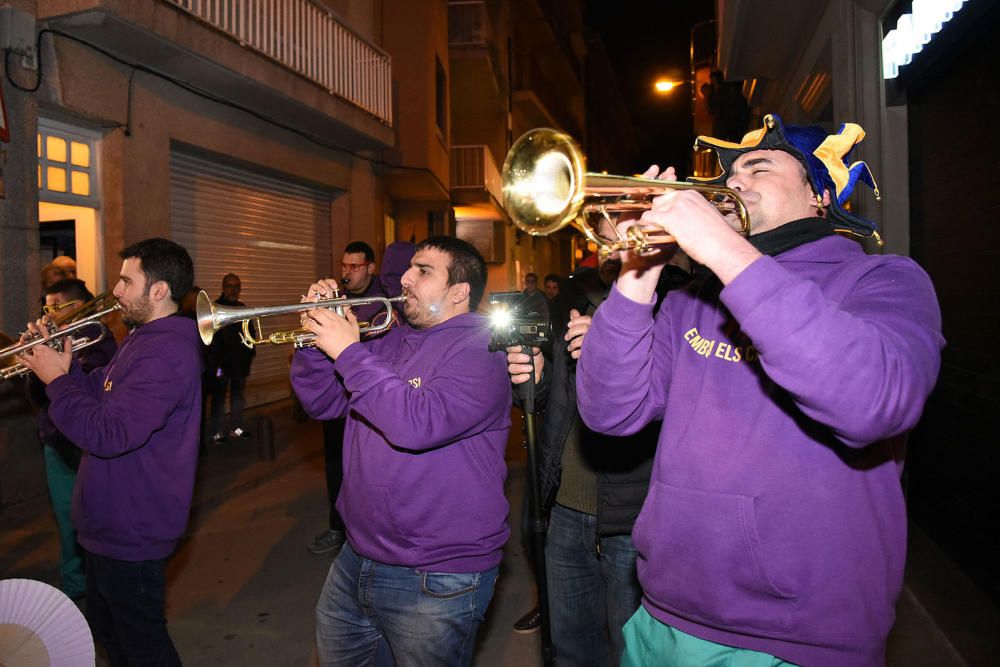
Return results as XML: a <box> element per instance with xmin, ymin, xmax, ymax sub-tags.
<box><xmin>0</xmin><ymin>301</ymin><xmax>121</xmax><ymax>381</ymax></box>
<box><xmin>502</xmin><ymin>128</ymin><xmax>750</xmax><ymax>257</ymax></box>
<box><xmin>196</xmin><ymin>290</ymin><xmax>405</xmax><ymax>349</ymax></box>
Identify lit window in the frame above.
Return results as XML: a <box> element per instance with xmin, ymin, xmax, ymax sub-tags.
<box><xmin>46</xmin><ymin>136</ymin><xmax>67</xmax><ymax>163</ymax></box>
<box><xmin>47</xmin><ymin>167</ymin><xmax>67</xmax><ymax>192</ymax></box>
<box><xmin>71</xmin><ymin>171</ymin><xmax>90</xmax><ymax>196</ymax></box>
<box><xmin>70</xmin><ymin>142</ymin><xmax>90</xmax><ymax>168</ymax></box>
<box><xmin>38</xmin><ymin>123</ymin><xmax>99</xmax><ymax>204</ymax></box>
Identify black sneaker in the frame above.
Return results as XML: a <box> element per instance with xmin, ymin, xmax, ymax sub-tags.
<box><xmin>308</xmin><ymin>529</ymin><xmax>346</xmax><ymax>556</ymax></box>
<box><xmin>228</xmin><ymin>427</ymin><xmax>251</xmax><ymax>440</ymax></box>
<box><xmin>512</xmin><ymin>606</ymin><xmax>541</xmax><ymax>634</ymax></box>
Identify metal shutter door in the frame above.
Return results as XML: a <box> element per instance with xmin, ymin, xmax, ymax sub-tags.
<box><xmin>171</xmin><ymin>151</ymin><xmax>333</xmax><ymax>406</ymax></box>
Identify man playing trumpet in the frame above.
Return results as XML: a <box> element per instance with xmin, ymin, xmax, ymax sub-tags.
<box><xmin>19</xmin><ymin>238</ymin><xmax>202</xmax><ymax>666</ymax></box>
<box><xmin>576</xmin><ymin>116</ymin><xmax>944</xmax><ymax>666</ymax></box>
<box><xmin>25</xmin><ymin>279</ymin><xmax>118</xmax><ymax>601</ymax></box>
<box><xmin>291</xmin><ymin>236</ymin><xmax>511</xmax><ymax>666</ymax></box>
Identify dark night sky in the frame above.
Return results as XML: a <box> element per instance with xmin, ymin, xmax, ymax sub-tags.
<box><xmin>584</xmin><ymin>1</ymin><xmax>715</xmax><ymax>176</ymax></box>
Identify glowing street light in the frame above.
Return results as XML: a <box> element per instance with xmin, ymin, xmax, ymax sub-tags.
<box><xmin>654</xmin><ymin>79</ymin><xmax>681</xmax><ymax>94</ymax></box>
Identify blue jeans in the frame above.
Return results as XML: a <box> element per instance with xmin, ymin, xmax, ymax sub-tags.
<box><xmin>546</xmin><ymin>503</ymin><xmax>642</xmax><ymax>667</ymax></box>
<box><xmin>316</xmin><ymin>543</ymin><xmax>499</xmax><ymax>666</ymax></box>
<box><xmin>85</xmin><ymin>552</ymin><xmax>181</xmax><ymax>667</ymax></box>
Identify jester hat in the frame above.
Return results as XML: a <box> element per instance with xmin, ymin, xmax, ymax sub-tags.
<box><xmin>690</xmin><ymin>114</ymin><xmax>881</xmax><ymax>239</ymax></box>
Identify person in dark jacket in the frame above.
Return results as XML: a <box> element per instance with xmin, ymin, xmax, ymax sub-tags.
<box><xmin>207</xmin><ymin>273</ymin><xmax>256</xmax><ymax>442</ymax></box>
<box><xmin>507</xmin><ymin>232</ymin><xmax>691</xmax><ymax>665</ymax></box>
<box><xmin>19</xmin><ymin>237</ymin><xmax>202</xmax><ymax>666</ymax></box>
<box><xmin>26</xmin><ymin>278</ymin><xmax>117</xmax><ymax>600</ymax></box>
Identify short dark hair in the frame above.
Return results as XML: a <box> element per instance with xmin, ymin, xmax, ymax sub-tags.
<box><xmin>543</xmin><ymin>274</ymin><xmax>559</xmax><ymax>284</ymax></box>
<box><xmin>119</xmin><ymin>238</ymin><xmax>194</xmax><ymax>304</ymax></box>
<box><xmin>222</xmin><ymin>272</ymin><xmax>241</xmax><ymax>287</ymax></box>
<box><xmin>525</xmin><ymin>272</ymin><xmax>538</xmax><ymax>282</ymax></box>
<box><xmin>46</xmin><ymin>278</ymin><xmax>93</xmax><ymax>303</ymax></box>
<box><xmin>344</xmin><ymin>241</ymin><xmax>375</xmax><ymax>263</ymax></box>
<box><xmin>414</xmin><ymin>236</ymin><xmax>487</xmax><ymax>310</ymax></box>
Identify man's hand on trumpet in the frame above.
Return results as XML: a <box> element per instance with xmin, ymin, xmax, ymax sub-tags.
<box><xmin>17</xmin><ymin>316</ymin><xmax>73</xmax><ymax>384</ymax></box>
<box><xmin>634</xmin><ymin>165</ymin><xmax>761</xmax><ymax>286</ymax></box>
<box><xmin>301</xmin><ymin>279</ymin><xmax>360</xmax><ymax>361</ymax></box>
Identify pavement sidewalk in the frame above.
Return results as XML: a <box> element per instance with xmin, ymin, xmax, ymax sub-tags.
<box><xmin>0</xmin><ymin>400</ymin><xmax>320</xmax><ymax>584</ymax></box>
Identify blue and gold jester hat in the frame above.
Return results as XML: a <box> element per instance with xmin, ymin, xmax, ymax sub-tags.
<box><xmin>689</xmin><ymin>114</ymin><xmax>881</xmax><ymax>241</ymax></box>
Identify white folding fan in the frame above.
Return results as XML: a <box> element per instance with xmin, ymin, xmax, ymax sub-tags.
<box><xmin>0</xmin><ymin>578</ymin><xmax>94</xmax><ymax>666</ymax></box>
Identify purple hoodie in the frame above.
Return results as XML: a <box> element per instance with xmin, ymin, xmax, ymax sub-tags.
<box><xmin>45</xmin><ymin>315</ymin><xmax>204</xmax><ymax>561</ymax></box>
<box><xmin>291</xmin><ymin>311</ymin><xmax>511</xmax><ymax>571</ymax></box>
<box><xmin>577</xmin><ymin>235</ymin><xmax>943</xmax><ymax>666</ymax></box>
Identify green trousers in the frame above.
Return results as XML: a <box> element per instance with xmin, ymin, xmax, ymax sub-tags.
<box><xmin>621</xmin><ymin>605</ymin><xmax>796</xmax><ymax>667</ymax></box>
<box><xmin>44</xmin><ymin>445</ymin><xmax>85</xmax><ymax>598</ymax></box>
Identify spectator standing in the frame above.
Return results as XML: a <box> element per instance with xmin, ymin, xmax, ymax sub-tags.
<box><xmin>207</xmin><ymin>273</ymin><xmax>256</xmax><ymax>442</ymax></box>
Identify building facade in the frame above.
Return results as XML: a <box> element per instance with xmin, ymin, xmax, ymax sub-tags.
<box><xmin>1</xmin><ymin>0</ymin><xmax>631</xmax><ymax>508</ymax></box>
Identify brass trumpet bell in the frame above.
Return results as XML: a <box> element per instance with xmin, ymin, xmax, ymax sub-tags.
<box><xmin>502</xmin><ymin>128</ymin><xmax>750</xmax><ymax>257</ymax></box>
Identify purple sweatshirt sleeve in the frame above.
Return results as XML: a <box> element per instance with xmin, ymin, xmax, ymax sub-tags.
<box><xmin>721</xmin><ymin>255</ymin><xmax>943</xmax><ymax>447</ymax></box>
<box><xmin>45</xmin><ymin>352</ymin><xmax>187</xmax><ymax>458</ymax></box>
<box><xmin>289</xmin><ymin>347</ymin><xmax>349</xmax><ymax>420</ymax></box>
<box><xmin>333</xmin><ymin>338</ymin><xmax>509</xmax><ymax>451</ymax></box>
<box><xmin>576</xmin><ymin>286</ymin><xmax>671</xmax><ymax>436</ymax></box>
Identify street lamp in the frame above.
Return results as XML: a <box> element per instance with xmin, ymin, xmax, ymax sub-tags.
<box><xmin>654</xmin><ymin>79</ymin><xmax>682</xmax><ymax>94</ymax></box>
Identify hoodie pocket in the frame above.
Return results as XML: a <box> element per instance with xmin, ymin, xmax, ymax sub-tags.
<box><xmin>634</xmin><ymin>480</ymin><xmax>797</xmax><ymax>628</ymax></box>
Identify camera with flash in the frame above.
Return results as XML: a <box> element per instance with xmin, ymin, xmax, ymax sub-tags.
<box><xmin>487</xmin><ymin>292</ymin><xmax>551</xmax><ymax>352</ymax></box>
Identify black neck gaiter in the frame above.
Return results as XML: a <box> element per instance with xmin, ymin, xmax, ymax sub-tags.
<box><xmin>747</xmin><ymin>217</ymin><xmax>835</xmax><ymax>257</ymax></box>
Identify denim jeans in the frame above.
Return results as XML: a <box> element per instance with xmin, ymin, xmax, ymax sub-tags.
<box><xmin>546</xmin><ymin>503</ymin><xmax>642</xmax><ymax>667</ymax></box>
<box><xmin>85</xmin><ymin>552</ymin><xmax>181</xmax><ymax>667</ymax></box>
<box><xmin>315</xmin><ymin>543</ymin><xmax>498</xmax><ymax>666</ymax></box>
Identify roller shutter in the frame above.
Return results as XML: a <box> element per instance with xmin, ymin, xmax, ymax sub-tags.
<box><xmin>171</xmin><ymin>150</ymin><xmax>334</xmax><ymax>406</ymax></box>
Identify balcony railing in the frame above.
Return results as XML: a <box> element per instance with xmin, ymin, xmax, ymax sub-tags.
<box><xmin>451</xmin><ymin>145</ymin><xmax>502</xmax><ymax>204</ymax></box>
<box><xmin>168</xmin><ymin>0</ymin><xmax>392</xmax><ymax>125</ymax></box>
<box><xmin>448</xmin><ymin>1</ymin><xmax>491</xmax><ymax>46</ymax></box>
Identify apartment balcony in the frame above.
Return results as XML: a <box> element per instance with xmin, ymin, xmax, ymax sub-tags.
<box><xmin>39</xmin><ymin>0</ymin><xmax>394</xmax><ymax>150</ymax></box>
<box><xmin>452</xmin><ymin>144</ymin><xmax>505</xmax><ymax>263</ymax></box>
<box><xmin>451</xmin><ymin>144</ymin><xmax>503</xmax><ymax>208</ymax></box>
<box><xmin>448</xmin><ymin>1</ymin><xmax>504</xmax><ymax>105</ymax></box>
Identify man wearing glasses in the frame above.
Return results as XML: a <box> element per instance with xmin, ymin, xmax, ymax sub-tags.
<box><xmin>308</xmin><ymin>240</ymin><xmax>388</xmax><ymax>557</ymax></box>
